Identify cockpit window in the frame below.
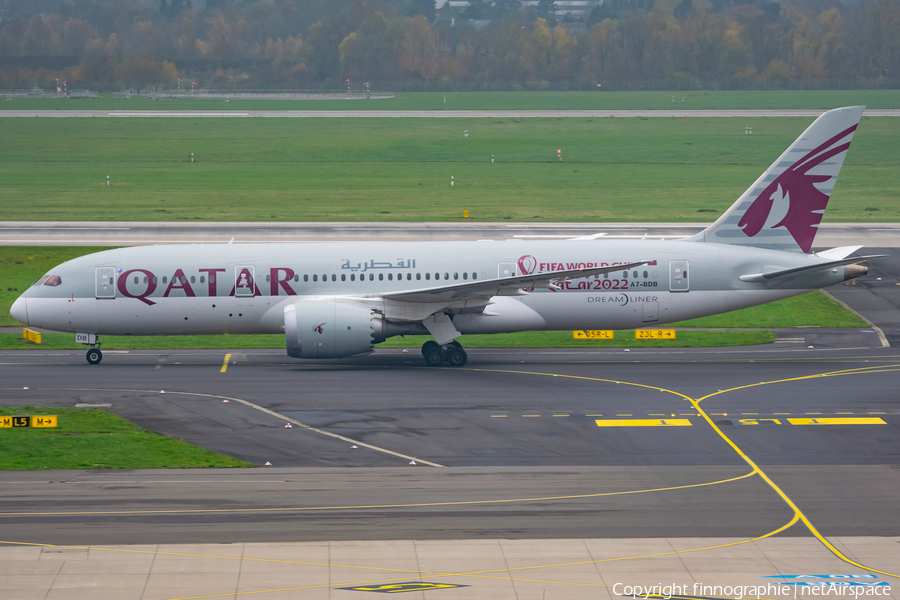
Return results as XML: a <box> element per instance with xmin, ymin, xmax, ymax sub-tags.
<box><xmin>32</xmin><ymin>275</ymin><xmax>50</xmax><ymax>287</ymax></box>
<box><xmin>43</xmin><ymin>275</ymin><xmax>62</xmax><ymax>287</ymax></box>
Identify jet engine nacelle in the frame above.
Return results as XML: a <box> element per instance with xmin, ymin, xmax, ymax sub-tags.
<box><xmin>284</xmin><ymin>299</ymin><xmax>381</xmax><ymax>359</ymax></box>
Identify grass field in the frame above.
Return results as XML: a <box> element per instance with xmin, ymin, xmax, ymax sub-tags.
<box><xmin>0</xmin><ymin>406</ymin><xmax>254</xmax><ymax>469</ymax></box>
<box><xmin>4</xmin><ymin>90</ymin><xmax>900</xmax><ymax>111</ymax></box>
<box><xmin>1</xmin><ymin>115</ymin><xmax>897</xmax><ymax>222</ymax></box>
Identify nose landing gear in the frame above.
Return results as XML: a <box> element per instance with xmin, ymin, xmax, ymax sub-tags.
<box><xmin>86</xmin><ymin>347</ymin><xmax>102</xmax><ymax>365</ymax></box>
<box><xmin>421</xmin><ymin>340</ymin><xmax>467</xmax><ymax>367</ymax></box>
<box><xmin>79</xmin><ymin>334</ymin><xmax>102</xmax><ymax>364</ymax></box>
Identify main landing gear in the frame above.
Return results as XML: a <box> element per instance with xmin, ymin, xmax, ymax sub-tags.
<box><xmin>421</xmin><ymin>340</ymin><xmax>467</xmax><ymax>367</ymax></box>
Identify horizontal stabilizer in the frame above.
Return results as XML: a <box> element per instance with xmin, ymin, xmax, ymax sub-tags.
<box><xmin>375</xmin><ymin>261</ymin><xmax>649</xmax><ymax>304</ymax></box>
<box><xmin>739</xmin><ymin>255</ymin><xmax>884</xmax><ymax>282</ymax></box>
<box><xmin>817</xmin><ymin>245</ymin><xmax>864</xmax><ymax>260</ymax></box>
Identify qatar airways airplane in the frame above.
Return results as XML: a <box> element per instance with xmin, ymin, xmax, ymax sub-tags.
<box><xmin>10</xmin><ymin>106</ymin><xmax>880</xmax><ymax>366</ymax></box>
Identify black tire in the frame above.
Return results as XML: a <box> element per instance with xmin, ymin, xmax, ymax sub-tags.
<box><xmin>423</xmin><ymin>346</ymin><xmax>444</xmax><ymax>367</ymax></box>
<box><xmin>86</xmin><ymin>348</ymin><xmax>102</xmax><ymax>365</ymax></box>
<box><xmin>446</xmin><ymin>347</ymin><xmax>467</xmax><ymax>367</ymax></box>
<box><xmin>421</xmin><ymin>340</ymin><xmax>440</xmax><ymax>358</ymax></box>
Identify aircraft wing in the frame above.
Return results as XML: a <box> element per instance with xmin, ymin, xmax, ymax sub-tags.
<box><xmin>738</xmin><ymin>255</ymin><xmax>885</xmax><ymax>282</ymax></box>
<box><xmin>373</xmin><ymin>261</ymin><xmax>649</xmax><ymax>303</ymax></box>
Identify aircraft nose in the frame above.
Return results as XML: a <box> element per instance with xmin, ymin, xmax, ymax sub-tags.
<box><xmin>10</xmin><ymin>296</ymin><xmax>29</xmax><ymax>325</ymax></box>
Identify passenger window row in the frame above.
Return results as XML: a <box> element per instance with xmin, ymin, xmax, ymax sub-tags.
<box><xmin>140</xmin><ymin>275</ymin><xmax>211</xmax><ymax>285</ymax></box>
<box><xmin>267</xmin><ymin>272</ymin><xmax>480</xmax><ymax>283</ymax></box>
<box><xmin>603</xmin><ymin>270</ymin><xmax>658</xmax><ymax>279</ymax></box>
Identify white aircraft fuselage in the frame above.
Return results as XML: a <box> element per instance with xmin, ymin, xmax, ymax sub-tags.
<box><xmin>12</xmin><ymin>239</ymin><xmax>850</xmax><ymax>338</ymax></box>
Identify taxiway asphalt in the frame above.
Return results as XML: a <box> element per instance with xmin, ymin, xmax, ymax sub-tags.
<box><xmin>1</xmin><ymin>344</ymin><xmax>898</xmax><ymax>547</ymax></box>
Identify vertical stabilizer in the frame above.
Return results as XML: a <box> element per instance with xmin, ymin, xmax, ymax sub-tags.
<box><xmin>686</xmin><ymin>106</ymin><xmax>864</xmax><ymax>252</ymax></box>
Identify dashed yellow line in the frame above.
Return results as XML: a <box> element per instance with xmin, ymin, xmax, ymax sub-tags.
<box><xmin>787</xmin><ymin>417</ymin><xmax>886</xmax><ymax>425</ymax></box>
<box><xmin>595</xmin><ymin>419</ymin><xmax>691</xmax><ymax>427</ymax></box>
<box><xmin>220</xmin><ymin>353</ymin><xmax>231</xmax><ymax>373</ymax></box>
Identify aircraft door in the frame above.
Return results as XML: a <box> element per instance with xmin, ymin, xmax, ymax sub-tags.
<box><xmin>234</xmin><ymin>266</ymin><xmax>256</xmax><ymax>297</ymax></box>
<box><xmin>95</xmin><ymin>267</ymin><xmax>116</xmax><ymax>299</ymax></box>
<box><xmin>669</xmin><ymin>261</ymin><xmax>689</xmax><ymax>292</ymax></box>
<box><xmin>498</xmin><ymin>262</ymin><xmax>517</xmax><ymax>279</ymax></box>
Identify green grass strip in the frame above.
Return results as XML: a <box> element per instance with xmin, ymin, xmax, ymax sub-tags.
<box><xmin>671</xmin><ymin>290</ymin><xmax>867</xmax><ymax>328</ymax></box>
<box><xmin>0</xmin><ymin>406</ymin><xmax>254</xmax><ymax>470</ymax></box>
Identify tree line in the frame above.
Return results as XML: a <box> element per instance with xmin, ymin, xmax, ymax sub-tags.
<box><xmin>0</xmin><ymin>0</ymin><xmax>898</xmax><ymax>91</ymax></box>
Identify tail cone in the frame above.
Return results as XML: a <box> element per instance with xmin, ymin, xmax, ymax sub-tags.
<box><xmin>843</xmin><ymin>264</ymin><xmax>868</xmax><ymax>281</ymax></box>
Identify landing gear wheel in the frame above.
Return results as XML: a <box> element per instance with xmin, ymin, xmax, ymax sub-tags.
<box><xmin>445</xmin><ymin>346</ymin><xmax>467</xmax><ymax>367</ymax></box>
<box><xmin>423</xmin><ymin>344</ymin><xmax>444</xmax><ymax>367</ymax></box>
<box><xmin>86</xmin><ymin>348</ymin><xmax>102</xmax><ymax>365</ymax></box>
<box><xmin>421</xmin><ymin>340</ymin><xmax>440</xmax><ymax>358</ymax></box>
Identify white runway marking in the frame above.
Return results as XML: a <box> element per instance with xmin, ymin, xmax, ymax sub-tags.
<box><xmin>1</xmin><ymin>109</ymin><xmax>900</xmax><ymax>118</ymax></box>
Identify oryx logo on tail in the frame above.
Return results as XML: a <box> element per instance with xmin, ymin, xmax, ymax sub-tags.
<box><xmin>687</xmin><ymin>106</ymin><xmax>864</xmax><ymax>252</ymax></box>
<box><xmin>738</xmin><ymin>124</ymin><xmax>857</xmax><ymax>253</ymax></box>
